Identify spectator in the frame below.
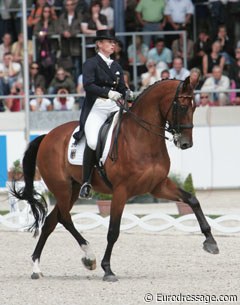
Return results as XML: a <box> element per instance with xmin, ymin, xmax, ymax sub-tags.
<box><xmin>171</xmin><ymin>29</ymin><xmax>194</xmax><ymax>66</ymax></box>
<box><xmin>81</xmin><ymin>0</ymin><xmax>108</xmax><ymax>58</ymax></box>
<box><xmin>101</xmin><ymin>0</ymin><xmax>114</xmax><ymax>30</ymax></box>
<box><xmin>29</xmin><ymin>62</ymin><xmax>46</xmax><ymax>94</ymax></box>
<box><xmin>229</xmin><ymin>47</ymin><xmax>240</xmax><ymax>105</ymax></box>
<box><xmin>164</xmin><ymin>0</ymin><xmax>194</xmax><ymax>48</ymax></box>
<box><xmin>48</xmin><ymin>67</ymin><xmax>76</xmax><ymax>94</ymax></box>
<box><xmin>112</xmin><ymin>39</ymin><xmax>129</xmax><ymax>71</ymax></box>
<box><xmin>226</xmin><ymin>0</ymin><xmax>240</xmax><ymax>46</ymax></box>
<box><xmin>208</xmin><ymin>0</ymin><xmax>226</xmax><ymax>39</ymax></box>
<box><xmin>198</xmin><ymin>92</ymin><xmax>214</xmax><ymax>107</ymax></box>
<box><xmin>127</xmin><ymin>35</ymin><xmax>148</xmax><ymax>80</ymax></box>
<box><xmin>135</xmin><ymin>0</ymin><xmax>165</xmax><ymax>47</ymax></box>
<box><xmin>215</xmin><ymin>24</ymin><xmax>235</xmax><ymax>65</ymax></box>
<box><xmin>58</xmin><ymin>0</ymin><xmax>83</xmax><ymax>81</ymax></box>
<box><xmin>34</xmin><ymin>4</ymin><xmax>58</xmax><ymax>86</ymax></box>
<box><xmin>169</xmin><ymin>56</ymin><xmax>190</xmax><ymax>80</ymax></box>
<box><xmin>156</xmin><ymin>61</ymin><xmax>168</xmax><ymax>74</ymax></box>
<box><xmin>202</xmin><ymin>40</ymin><xmax>225</xmax><ymax>78</ymax></box>
<box><xmin>123</xmin><ymin>70</ymin><xmax>135</xmax><ymax>91</ymax></box>
<box><xmin>9</xmin><ymin>0</ymin><xmax>33</xmax><ymax>39</ymax></box>
<box><xmin>0</xmin><ymin>0</ymin><xmax>14</xmax><ymax>42</ymax></box>
<box><xmin>125</xmin><ymin>0</ymin><xmax>141</xmax><ymax>34</ymax></box>
<box><xmin>12</xmin><ymin>32</ymin><xmax>33</xmax><ymax>65</ymax></box>
<box><xmin>147</xmin><ymin>38</ymin><xmax>172</xmax><ymax>68</ymax></box>
<box><xmin>27</xmin><ymin>0</ymin><xmax>57</xmax><ymax>36</ymax></box>
<box><xmin>71</xmin><ymin>0</ymin><xmax>89</xmax><ymax>15</ymax></box>
<box><xmin>77</xmin><ymin>74</ymin><xmax>85</xmax><ymax>108</ymax></box>
<box><xmin>53</xmin><ymin>88</ymin><xmax>75</xmax><ymax>110</ymax></box>
<box><xmin>0</xmin><ymin>33</ymin><xmax>12</xmax><ymax>63</ymax></box>
<box><xmin>140</xmin><ymin>60</ymin><xmax>161</xmax><ymax>91</ymax></box>
<box><xmin>190</xmin><ymin>67</ymin><xmax>201</xmax><ymax>82</ymax></box>
<box><xmin>0</xmin><ymin>52</ymin><xmax>22</xmax><ymax>96</ymax></box>
<box><xmin>189</xmin><ymin>29</ymin><xmax>212</xmax><ymax>70</ymax></box>
<box><xmin>201</xmin><ymin>65</ymin><xmax>230</xmax><ymax>106</ymax></box>
<box><xmin>51</xmin><ymin>0</ymin><xmax>64</xmax><ymax>16</ymax></box>
<box><xmin>30</xmin><ymin>86</ymin><xmax>52</xmax><ymax>111</ymax></box>
<box><xmin>161</xmin><ymin>69</ymin><xmax>170</xmax><ymax>80</ymax></box>
<box><xmin>5</xmin><ymin>82</ymin><xmax>24</xmax><ymax>112</ymax></box>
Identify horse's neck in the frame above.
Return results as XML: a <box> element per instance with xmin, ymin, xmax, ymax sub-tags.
<box><xmin>123</xmin><ymin>94</ymin><xmax>168</xmax><ymax>153</ymax></box>
<box><xmin>132</xmin><ymin>91</ymin><xmax>166</xmax><ymax>129</ymax></box>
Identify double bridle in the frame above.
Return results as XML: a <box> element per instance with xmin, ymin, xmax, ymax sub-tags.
<box><xmin>118</xmin><ymin>80</ymin><xmax>194</xmax><ymax>141</ymax></box>
<box><xmin>165</xmin><ymin>81</ymin><xmax>194</xmax><ymax>135</ymax></box>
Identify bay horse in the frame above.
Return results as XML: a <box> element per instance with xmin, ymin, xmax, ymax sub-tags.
<box><xmin>12</xmin><ymin>75</ymin><xmax>219</xmax><ymax>282</ymax></box>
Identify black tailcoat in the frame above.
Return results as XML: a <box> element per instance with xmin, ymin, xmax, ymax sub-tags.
<box><xmin>77</xmin><ymin>54</ymin><xmax>127</xmax><ymax>139</ymax></box>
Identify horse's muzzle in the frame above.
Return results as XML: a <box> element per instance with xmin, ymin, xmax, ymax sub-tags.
<box><xmin>174</xmin><ymin>134</ymin><xmax>193</xmax><ymax>149</ymax></box>
<box><xmin>180</xmin><ymin>141</ymin><xmax>193</xmax><ymax>150</ymax></box>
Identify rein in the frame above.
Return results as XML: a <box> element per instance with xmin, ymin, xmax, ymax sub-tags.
<box><xmin>117</xmin><ymin>81</ymin><xmax>193</xmax><ymax>141</ymax></box>
<box><xmin>120</xmin><ymin>104</ymin><xmax>171</xmax><ymax>140</ymax></box>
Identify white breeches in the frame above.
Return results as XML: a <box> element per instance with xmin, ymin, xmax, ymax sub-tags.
<box><xmin>85</xmin><ymin>97</ymin><xmax>119</xmax><ymax>150</ymax></box>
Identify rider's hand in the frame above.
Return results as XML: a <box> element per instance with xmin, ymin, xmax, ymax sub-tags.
<box><xmin>108</xmin><ymin>90</ymin><xmax>122</xmax><ymax>101</ymax></box>
<box><xmin>127</xmin><ymin>89</ymin><xmax>134</xmax><ymax>101</ymax></box>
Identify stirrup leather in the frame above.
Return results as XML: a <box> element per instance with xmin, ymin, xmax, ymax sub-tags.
<box><xmin>79</xmin><ymin>182</ymin><xmax>92</xmax><ymax>199</ymax></box>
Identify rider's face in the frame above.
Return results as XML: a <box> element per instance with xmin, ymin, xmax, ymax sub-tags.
<box><xmin>97</xmin><ymin>39</ymin><xmax>116</xmax><ymax>57</ymax></box>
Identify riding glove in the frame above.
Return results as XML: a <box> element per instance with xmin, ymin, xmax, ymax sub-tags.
<box><xmin>108</xmin><ymin>90</ymin><xmax>122</xmax><ymax>101</ymax></box>
<box><xmin>126</xmin><ymin>89</ymin><xmax>134</xmax><ymax>101</ymax></box>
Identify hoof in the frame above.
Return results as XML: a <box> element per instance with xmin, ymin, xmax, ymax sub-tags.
<box><xmin>203</xmin><ymin>241</ymin><xmax>219</xmax><ymax>254</ymax></box>
<box><xmin>103</xmin><ymin>274</ymin><xmax>118</xmax><ymax>282</ymax></box>
<box><xmin>81</xmin><ymin>257</ymin><xmax>97</xmax><ymax>270</ymax></box>
<box><xmin>31</xmin><ymin>272</ymin><xmax>43</xmax><ymax>279</ymax></box>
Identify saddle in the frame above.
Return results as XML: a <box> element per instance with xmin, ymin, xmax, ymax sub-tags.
<box><xmin>70</xmin><ymin>111</ymin><xmax>122</xmax><ymax>189</ymax></box>
<box><xmin>96</xmin><ymin>111</ymin><xmax>116</xmax><ymax>162</ymax></box>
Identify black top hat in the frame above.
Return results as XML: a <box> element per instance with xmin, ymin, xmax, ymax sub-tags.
<box><xmin>94</xmin><ymin>30</ymin><xmax>116</xmax><ymax>42</ymax></box>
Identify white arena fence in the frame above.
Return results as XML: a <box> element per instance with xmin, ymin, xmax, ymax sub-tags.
<box><xmin>1</xmin><ymin>181</ymin><xmax>240</xmax><ymax>234</ymax></box>
<box><xmin>1</xmin><ymin>206</ymin><xmax>240</xmax><ymax>234</ymax></box>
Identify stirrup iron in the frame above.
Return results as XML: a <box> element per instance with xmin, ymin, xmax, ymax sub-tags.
<box><xmin>79</xmin><ymin>182</ymin><xmax>93</xmax><ymax>199</ymax></box>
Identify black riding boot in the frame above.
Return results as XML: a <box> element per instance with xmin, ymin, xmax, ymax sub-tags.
<box><xmin>79</xmin><ymin>145</ymin><xmax>96</xmax><ymax>199</ymax></box>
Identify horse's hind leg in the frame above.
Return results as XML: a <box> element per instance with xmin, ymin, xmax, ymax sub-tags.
<box><xmin>151</xmin><ymin>178</ymin><xmax>219</xmax><ymax>254</ymax></box>
<box><xmin>31</xmin><ymin>205</ymin><xmax>59</xmax><ymax>279</ymax></box>
<box><xmin>31</xmin><ymin>181</ymin><xmax>95</xmax><ymax>279</ymax></box>
<box><xmin>56</xmin><ymin>181</ymin><xmax>96</xmax><ymax>271</ymax></box>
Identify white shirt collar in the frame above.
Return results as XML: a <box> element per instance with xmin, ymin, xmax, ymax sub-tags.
<box><xmin>98</xmin><ymin>52</ymin><xmax>113</xmax><ymax>67</ymax></box>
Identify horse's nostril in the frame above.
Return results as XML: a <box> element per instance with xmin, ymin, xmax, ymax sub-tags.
<box><xmin>181</xmin><ymin>142</ymin><xmax>192</xmax><ymax>150</ymax></box>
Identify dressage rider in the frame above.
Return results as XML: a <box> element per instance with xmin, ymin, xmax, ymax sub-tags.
<box><xmin>73</xmin><ymin>29</ymin><xmax>132</xmax><ymax>198</ymax></box>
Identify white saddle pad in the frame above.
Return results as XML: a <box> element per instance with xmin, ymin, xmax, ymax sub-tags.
<box><xmin>68</xmin><ymin>111</ymin><xmax>119</xmax><ymax>165</ymax></box>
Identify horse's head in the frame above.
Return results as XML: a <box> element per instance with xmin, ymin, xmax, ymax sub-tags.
<box><xmin>165</xmin><ymin>70</ymin><xmax>200</xmax><ymax>149</ymax></box>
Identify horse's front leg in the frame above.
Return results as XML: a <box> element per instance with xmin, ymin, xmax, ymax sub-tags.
<box><xmin>101</xmin><ymin>189</ymin><xmax>127</xmax><ymax>282</ymax></box>
<box><xmin>151</xmin><ymin>178</ymin><xmax>219</xmax><ymax>254</ymax></box>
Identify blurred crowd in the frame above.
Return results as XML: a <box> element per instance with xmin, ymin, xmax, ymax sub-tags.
<box><xmin>1</xmin><ymin>0</ymin><xmax>240</xmax><ymax>112</ymax></box>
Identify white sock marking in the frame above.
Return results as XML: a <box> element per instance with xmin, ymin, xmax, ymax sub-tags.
<box><xmin>81</xmin><ymin>243</ymin><xmax>96</xmax><ymax>261</ymax></box>
<box><xmin>32</xmin><ymin>259</ymin><xmax>41</xmax><ymax>273</ymax></box>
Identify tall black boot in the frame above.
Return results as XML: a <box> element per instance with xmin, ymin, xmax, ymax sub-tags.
<box><xmin>79</xmin><ymin>145</ymin><xmax>96</xmax><ymax>199</ymax></box>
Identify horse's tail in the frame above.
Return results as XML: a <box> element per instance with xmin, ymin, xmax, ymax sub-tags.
<box><xmin>10</xmin><ymin>135</ymin><xmax>47</xmax><ymax>237</ymax></box>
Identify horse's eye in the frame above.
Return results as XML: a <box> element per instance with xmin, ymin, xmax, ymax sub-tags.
<box><xmin>180</xmin><ymin>105</ymin><xmax>188</xmax><ymax>114</ymax></box>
